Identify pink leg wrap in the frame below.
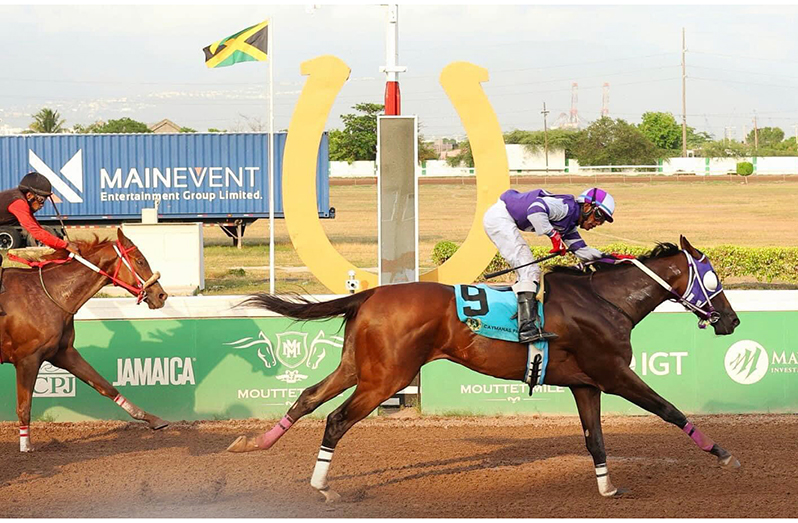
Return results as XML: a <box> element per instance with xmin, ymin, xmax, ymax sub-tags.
<box><xmin>683</xmin><ymin>421</ymin><xmax>715</xmax><ymax>451</ymax></box>
<box><xmin>255</xmin><ymin>415</ymin><xmax>294</xmax><ymax>450</ymax></box>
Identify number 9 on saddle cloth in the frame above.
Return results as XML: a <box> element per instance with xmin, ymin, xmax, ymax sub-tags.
<box><xmin>454</xmin><ymin>283</ymin><xmax>549</xmax><ymax>394</ymax></box>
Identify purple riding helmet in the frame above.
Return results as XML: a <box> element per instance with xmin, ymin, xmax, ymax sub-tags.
<box><xmin>676</xmin><ymin>250</ymin><xmax>723</xmax><ymax>328</ymax></box>
<box><xmin>576</xmin><ymin>188</ymin><xmax>615</xmax><ymax>222</ymax></box>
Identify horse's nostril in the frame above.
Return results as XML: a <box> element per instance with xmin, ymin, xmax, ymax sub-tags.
<box><xmin>160</xmin><ymin>293</ymin><xmax>168</xmax><ymax>301</ymax></box>
<box><xmin>732</xmin><ymin>318</ymin><xmax>740</xmax><ymax>327</ymax></box>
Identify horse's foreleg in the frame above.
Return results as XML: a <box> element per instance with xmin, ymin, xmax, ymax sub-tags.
<box><xmin>310</xmin><ymin>378</ymin><xmax>409</xmax><ymax>502</ymax></box>
<box><xmin>228</xmin><ymin>355</ymin><xmax>357</xmax><ymax>453</ymax></box>
<box><xmin>605</xmin><ymin>366</ymin><xmax>740</xmax><ymax>469</ymax></box>
<box><xmin>14</xmin><ymin>357</ymin><xmax>40</xmax><ymax>452</ymax></box>
<box><xmin>50</xmin><ymin>346</ymin><xmax>168</xmax><ymax>430</ymax></box>
<box><xmin>571</xmin><ymin>386</ymin><xmax>620</xmax><ymax>497</ymax></box>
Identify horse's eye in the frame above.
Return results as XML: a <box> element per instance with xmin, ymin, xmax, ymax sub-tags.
<box><xmin>703</xmin><ymin>271</ymin><xmax>719</xmax><ymax>292</ymax></box>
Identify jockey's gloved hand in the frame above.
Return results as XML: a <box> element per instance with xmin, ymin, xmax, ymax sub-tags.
<box><xmin>65</xmin><ymin>242</ymin><xmax>81</xmax><ymax>256</ymax></box>
<box><xmin>547</xmin><ymin>231</ymin><xmax>567</xmax><ymax>256</ymax></box>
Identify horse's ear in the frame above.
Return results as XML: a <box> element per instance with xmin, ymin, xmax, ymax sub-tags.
<box><xmin>116</xmin><ymin>228</ymin><xmax>128</xmax><ymax>244</ymax></box>
<box><xmin>680</xmin><ymin>235</ymin><xmax>700</xmax><ymax>258</ymax></box>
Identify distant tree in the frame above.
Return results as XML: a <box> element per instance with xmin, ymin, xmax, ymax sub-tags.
<box><xmin>418</xmin><ymin>139</ymin><xmax>438</xmax><ymax>162</ymax></box>
<box><xmin>504</xmin><ymin>128</ymin><xmax>579</xmax><ymax>158</ymax></box>
<box><xmin>208</xmin><ymin>128</ymin><xmax>227</xmax><ymax>133</ymax></box>
<box><xmin>328</xmin><ymin>103</ymin><xmax>384</xmax><ymax>162</ymax></box>
<box><xmin>696</xmin><ymin>139</ymin><xmax>748</xmax><ymax>159</ymax></box>
<box><xmin>638</xmin><ymin>112</ymin><xmax>681</xmax><ymax>151</ymax></box>
<box><xmin>747</xmin><ymin>127</ymin><xmax>784</xmax><ymax>149</ymax></box>
<box><xmin>572</xmin><ymin>117</ymin><xmax>658</xmax><ymax>166</ymax></box>
<box><xmin>90</xmin><ymin>117</ymin><xmax>152</xmax><ymax>133</ymax></box>
<box><xmin>27</xmin><ymin>108</ymin><xmax>66</xmax><ymax>134</ymax></box>
<box><xmin>180</xmin><ymin>127</ymin><xmax>197</xmax><ymax>133</ymax></box>
<box><xmin>686</xmin><ymin>127</ymin><xmax>712</xmax><ymax>148</ymax></box>
<box><xmin>446</xmin><ymin>139</ymin><xmax>473</xmax><ymax>168</ymax></box>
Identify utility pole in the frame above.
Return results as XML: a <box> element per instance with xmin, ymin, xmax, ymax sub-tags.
<box><xmin>681</xmin><ymin>27</ymin><xmax>687</xmax><ymax>157</ymax></box>
<box><xmin>541</xmin><ymin>102</ymin><xmax>550</xmax><ymax>172</ymax></box>
<box><xmin>753</xmin><ymin>112</ymin><xmax>759</xmax><ymax>152</ymax></box>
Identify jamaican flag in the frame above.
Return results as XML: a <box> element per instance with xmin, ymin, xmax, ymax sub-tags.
<box><xmin>204</xmin><ymin>20</ymin><xmax>269</xmax><ymax>68</ymax></box>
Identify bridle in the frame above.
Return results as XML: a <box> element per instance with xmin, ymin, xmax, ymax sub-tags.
<box><xmin>8</xmin><ymin>239</ymin><xmax>161</xmax><ymax>314</ymax></box>
<box><xmin>589</xmin><ymin>250</ymin><xmax>723</xmax><ymax>329</ymax></box>
<box><xmin>627</xmin><ymin>251</ymin><xmax>722</xmax><ymax>328</ymax></box>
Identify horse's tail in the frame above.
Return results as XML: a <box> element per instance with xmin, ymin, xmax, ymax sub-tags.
<box><xmin>241</xmin><ymin>290</ymin><xmax>375</xmax><ymax>323</ymax></box>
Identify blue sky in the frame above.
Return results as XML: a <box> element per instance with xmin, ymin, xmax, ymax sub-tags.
<box><xmin>1</xmin><ymin>4</ymin><xmax>798</xmax><ymax>140</ymax></box>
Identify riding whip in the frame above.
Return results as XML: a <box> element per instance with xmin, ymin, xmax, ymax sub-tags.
<box><xmin>47</xmin><ymin>196</ymin><xmax>72</xmax><ymax>243</ymax></box>
<box><xmin>483</xmin><ymin>252</ymin><xmax>562</xmax><ymax>280</ymax></box>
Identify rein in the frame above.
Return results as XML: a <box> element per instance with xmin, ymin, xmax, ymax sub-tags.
<box><xmin>8</xmin><ymin>240</ymin><xmax>160</xmax><ymax>314</ymax></box>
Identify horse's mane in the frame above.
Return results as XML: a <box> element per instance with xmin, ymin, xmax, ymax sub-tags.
<box><xmin>548</xmin><ymin>242</ymin><xmax>681</xmax><ymax>276</ymax></box>
<box><xmin>40</xmin><ymin>234</ymin><xmax>108</xmax><ymax>261</ymax></box>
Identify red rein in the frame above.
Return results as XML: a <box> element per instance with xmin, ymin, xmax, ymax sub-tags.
<box><xmin>8</xmin><ymin>240</ymin><xmax>146</xmax><ymax>303</ymax></box>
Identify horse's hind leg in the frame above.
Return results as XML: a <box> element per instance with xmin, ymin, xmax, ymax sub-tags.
<box><xmin>14</xmin><ymin>355</ymin><xmax>41</xmax><ymax>452</ymax></box>
<box><xmin>571</xmin><ymin>385</ymin><xmax>620</xmax><ymax>497</ymax></box>
<box><xmin>50</xmin><ymin>345</ymin><xmax>168</xmax><ymax>430</ymax></box>
<box><xmin>227</xmin><ymin>357</ymin><xmax>357</xmax><ymax>453</ymax></box>
<box><xmin>604</xmin><ymin>366</ymin><xmax>740</xmax><ymax>469</ymax></box>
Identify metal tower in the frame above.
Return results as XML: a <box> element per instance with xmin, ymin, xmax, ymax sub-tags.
<box><xmin>601</xmin><ymin>83</ymin><xmax>609</xmax><ymax>118</ymax></box>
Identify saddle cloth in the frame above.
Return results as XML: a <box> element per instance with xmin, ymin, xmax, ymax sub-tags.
<box><xmin>453</xmin><ymin>284</ymin><xmax>549</xmax><ymax>387</ymax></box>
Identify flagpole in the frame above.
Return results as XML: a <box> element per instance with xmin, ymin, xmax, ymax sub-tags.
<box><xmin>268</xmin><ymin>17</ymin><xmax>275</xmax><ymax>295</ymax></box>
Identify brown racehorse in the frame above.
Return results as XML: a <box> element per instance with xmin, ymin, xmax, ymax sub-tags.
<box><xmin>0</xmin><ymin>229</ymin><xmax>169</xmax><ymax>452</ymax></box>
<box><xmin>228</xmin><ymin>236</ymin><xmax>741</xmax><ymax>501</ymax></box>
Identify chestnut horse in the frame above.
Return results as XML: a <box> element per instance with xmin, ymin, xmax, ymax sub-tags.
<box><xmin>228</xmin><ymin>236</ymin><xmax>741</xmax><ymax>501</ymax></box>
<box><xmin>0</xmin><ymin>229</ymin><xmax>169</xmax><ymax>452</ymax></box>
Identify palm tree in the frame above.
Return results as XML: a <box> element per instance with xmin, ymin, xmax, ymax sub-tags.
<box><xmin>28</xmin><ymin>108</ymin><xmax>66</xmax><ymax>134</ymax></box>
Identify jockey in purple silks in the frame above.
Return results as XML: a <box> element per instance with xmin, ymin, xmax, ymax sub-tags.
<box><xmin>483</xmin><ymin>187</ymin><xmax>619</xmax><ymax>344</ymax></box>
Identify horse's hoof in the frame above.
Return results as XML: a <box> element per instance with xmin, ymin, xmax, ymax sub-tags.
<box><xmin>319</xmin><ymin>488</ymin><xmax>341</xmax><ymax>503</ymax></box>
<box><xmin>149</xmin><ymin>418</ymin><xmax>169</xmax><ymax>430</ymax></box>
<box><xmin>599</xmin><ymin>487</ymin><xmax>618</xmax><ymax>498</ymax></box>
<box><xmin>719</xmin><ymin>454</ymin><xmax>741</xmax><ymax>469</ymax></box>
<box><xmin>227</xmin><ymin>435</ymin><xmax>259</xmax><ymax>453</ymax></box>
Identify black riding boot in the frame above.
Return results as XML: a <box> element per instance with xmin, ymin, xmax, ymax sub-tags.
<box><xmin>517</xmin><ymin>292</ymin><xmax>557</xmax><ymax>344</ymax></box>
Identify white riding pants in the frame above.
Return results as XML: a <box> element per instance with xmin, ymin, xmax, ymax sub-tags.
<box><xmin>483</xmin><ymin>199</ymin><xmax>539</xmax><ymax>294</ymax></box>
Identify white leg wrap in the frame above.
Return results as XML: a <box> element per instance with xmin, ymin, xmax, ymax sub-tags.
<box><xmin>19</xmin><ymin>425</ymin><xmax>31</xmax><ymax>452</ymax></box>
<box><xmin>310</xmin><ymin>446</ymin><xmax>334</xmax><ymax>490</ymax></box>
<box><xmin>595</xmin><ymin>463</ymin><xmax>617</xmax><ymax>497</ymax></box>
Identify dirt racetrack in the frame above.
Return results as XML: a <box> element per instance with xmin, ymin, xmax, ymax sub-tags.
<box><xmin>2</xmin><ymin>414</ymin><xmax>796</xmax><ymax>518</ymax></box>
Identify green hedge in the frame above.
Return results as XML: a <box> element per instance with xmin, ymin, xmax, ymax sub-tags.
<box><xmin>432</xmin><ymin>241</ymin><xmax>798</xmax><ymax>284</ymax></box>
<box><xmin>736</xmin><ymin>162</ymin><xmax>754</xmax><ymax>176</ymax></box>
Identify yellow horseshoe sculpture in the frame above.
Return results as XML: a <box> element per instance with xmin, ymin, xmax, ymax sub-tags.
<box><xmin>283</xmin><ymin>56</ymin><xmax>509</xmax><ymax>294</ymax></box>
<box><xmin>419</xmin><ymin>62</ymin><xmax>509</xmax><ymax>284</ymax></box>
<box><xmin>283</xmin><ymin>56</ymin><xmax>379</xmax><ymax>293</ymax></box>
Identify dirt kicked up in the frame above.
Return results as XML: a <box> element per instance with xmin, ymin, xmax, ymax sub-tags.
<box><xmin>1</xmin><ymin>414</ymin><xmax>796</xmax><ymax>518</ymax></box>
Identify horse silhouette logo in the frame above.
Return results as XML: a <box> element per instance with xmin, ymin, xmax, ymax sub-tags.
<box><xmin>224</xmin><ymin>330</ymin><xmax>344</xmax><ymax>384</ymax></box>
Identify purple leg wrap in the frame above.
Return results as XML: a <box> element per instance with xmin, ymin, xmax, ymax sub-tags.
<box><xmin>683</xmin><ymin>421</ymin><xmax>715</xmax><ymax>452</ymax></box>
<box><xmin>255</xmin><ymin>415</ymin><xmax>294</xmax><ymax>450</ymax></box>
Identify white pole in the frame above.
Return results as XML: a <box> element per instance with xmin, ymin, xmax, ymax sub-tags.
<box><xmin>268</xmin><ymin>17</ymin><xmax>275</xmax><ymax>294</ymax></box>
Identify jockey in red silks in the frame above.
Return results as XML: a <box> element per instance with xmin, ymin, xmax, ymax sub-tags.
<box><xmin>483</xmin><ymin>187</ymin><xmax>617</xmax><ymax>344</ymax></box>
<box><xmin>0</xmin><ymin>172</ymin><xmax>81</xmax><ymax>290</ymax></box>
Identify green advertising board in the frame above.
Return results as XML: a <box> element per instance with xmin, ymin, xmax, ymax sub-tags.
<box><xmin>0</xmin><ymin>317</ymin><xmax>348</xmax><ymax>422</ymax></box>
<box><xmin>2</xmin><ymin>302</ymin><xmax>797</xmax><ymax>422</ymax></box>
<box><xmin>421</xmin><ymin>311</ymin><xmax>798</xmax><ymax>415</ymax></box>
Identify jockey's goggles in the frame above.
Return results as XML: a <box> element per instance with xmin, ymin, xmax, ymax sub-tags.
<box><xmin>593</xmin><ymin>207</ymin><xmax>609</xmax><ymax>224</ymax></box>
